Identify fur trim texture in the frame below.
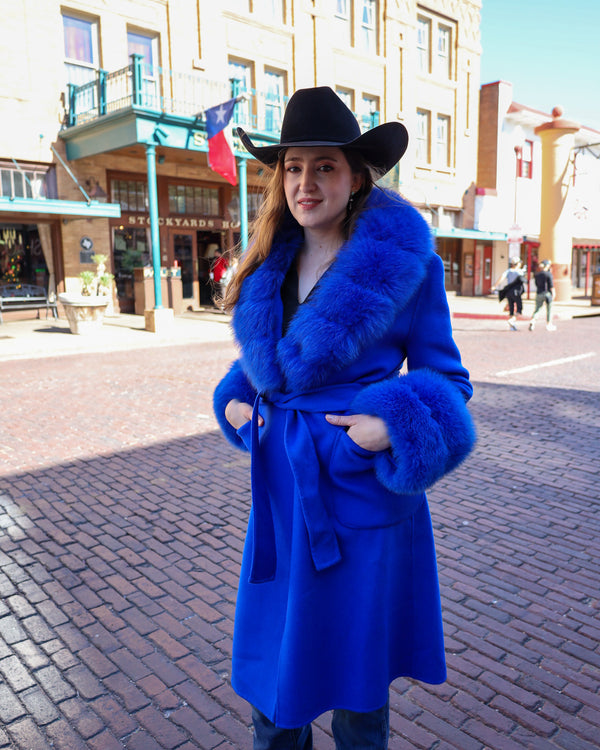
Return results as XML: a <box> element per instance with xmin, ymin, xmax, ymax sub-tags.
<box><xmin>233</xmin><ymin>189</ymin><xmax>435</xmax><ymax>395</ymax></box>
<box><xmin>351</xmin><ymin>369</ymin><xmax>476</xmax><ymax>494</ymax></box>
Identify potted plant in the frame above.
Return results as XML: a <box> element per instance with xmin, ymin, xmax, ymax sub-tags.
<box><xmin>59</xmin><ymin>254</ymin><xmax>115</xmax><ymax>335</ymax></box>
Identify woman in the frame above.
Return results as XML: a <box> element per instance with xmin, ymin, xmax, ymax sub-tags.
<box><xmin>213</xmin><ymin>87</ymin><xmax>475</xmax><ymax>749</ymax></box>
<box><xmin>529</xmin><ymin>259</ymin><xmax>556</xmax><ymax>331</ymax></box>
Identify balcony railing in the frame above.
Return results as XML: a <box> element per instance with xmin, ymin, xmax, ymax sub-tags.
<box><xmin>66</xmin><ymin>55</ymin><xmax>285</xmax><ymax>138</ymax></box>
<box><xmin>65</xmin><ymin>55</ymin><xmax>379</xmax><ymax>142</ymax></box>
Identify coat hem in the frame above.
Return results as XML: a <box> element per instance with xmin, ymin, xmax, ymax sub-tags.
<box><xmin>232</xmin><ymin>666</ymin><xmax>447</xmax><ymax>729</ymax></box>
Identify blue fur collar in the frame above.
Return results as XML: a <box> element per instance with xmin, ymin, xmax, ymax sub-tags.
<box><xmin>233</xmin><ymin>188</ymin><xmax>435</xmax><ymax>394</ymax></box>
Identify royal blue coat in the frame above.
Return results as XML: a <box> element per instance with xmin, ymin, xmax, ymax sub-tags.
<box><xmin>213</xmin><ymin>188</ymin><xmax>475</xmax><ymax>728</ymax></box>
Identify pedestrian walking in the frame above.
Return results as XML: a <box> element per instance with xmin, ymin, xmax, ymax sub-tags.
<box><xmin>529</xmin><ymin>259</ymin><xmax>556</xmax><ymax>331</ymax></box>
<box><xmin>209</xmin><ymin>247</ymin><xmax>228</xmax><ymax>305</ymax></box>
<box><xmin>493</xmin><ymin>257</ymin><xmax>526</xmax><ymax>330</ymax></box>
<box><xmin>212</xmin><ymin>86</ymin><xmax>476</xmax><ymax>750</ymax></box>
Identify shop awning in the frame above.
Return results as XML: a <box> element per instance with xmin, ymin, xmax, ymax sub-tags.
<box><xmin>432</xmin><ymin>227</ymin><xmax>508</xmax><ymax>241</ymax></box>
<box><xmin>0</xmin><ymin>196</ymin><xmax>121</xmax><ymax>218</ymax></box>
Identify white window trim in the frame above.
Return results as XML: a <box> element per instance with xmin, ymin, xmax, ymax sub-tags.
<box><xmin>416</xmin><ymin>109</ymin><xmax>431</xmax><ymax>164</ymax></box>
<box><xmin>360</xmin><ymin>0</ymin><xmax>378</xmax><ymax>54</ymax></box>
<box><xmin>436</xmin><ymin>114</ymin><xmax>451</xmax><ymax>168</ymax></box>
<box><xmin>335</xmin><ymin>0</ymin><xmax>350</xmax><ymax>20</ymax></box>
<box><xmin>417</xmin><ymin>16</ymin><xmax>431</xmax><ymax>75</ymax></box>
<box><xmin>63</xmin><ymin>12</ymin><xmax>99</xmax><ymax>70</ymax></box>
<box><xmin>436</xmin><ymin>24</ymin><xmax>452</xmax><ymax>79</ymax></box>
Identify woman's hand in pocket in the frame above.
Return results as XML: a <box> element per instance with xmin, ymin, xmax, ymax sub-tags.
<box><xmin>325</xmin><ymin>413</ymin><xmax>391</xmax><ymax>452</ymax></box>
<box><xmin>225</xmin><ymin>399</ymin><xmax>263</xmax><ymax>429</ymax></box>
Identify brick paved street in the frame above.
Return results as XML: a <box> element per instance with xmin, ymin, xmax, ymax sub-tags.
<box><xmin>1</xmin><ymin>319</ymin><xmax>599</xmax><ymax>749</ymax></box>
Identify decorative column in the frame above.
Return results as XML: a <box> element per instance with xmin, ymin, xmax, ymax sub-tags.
<box><xmin>534</xmin><ymin>106</ymin><xmax>580</xmax><ymax>301</ymax></box>
<box><xmin>145</xmin><ymin>142</ymin><xmax>162</xmax><ymax>309</ymax></box>
<box><xmin>144</xmin><ymin>141</ymin><xmax>174</xmax><ymax>334</ymax></box>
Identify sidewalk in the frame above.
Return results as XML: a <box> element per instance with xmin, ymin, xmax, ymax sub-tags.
<box><xmin>0</xmin><ymin>308</ymin><xmax>234</xmax><ymax>362</ymax></box>
<box><xmin>447</xmin><ymin>291</ymin><xmax>597</xmax><ymax>321</ymax></box>
<box><xmin>1</xmin><ymin>295</ymin><xmax>597</xmax><ymax>363</ymax></box>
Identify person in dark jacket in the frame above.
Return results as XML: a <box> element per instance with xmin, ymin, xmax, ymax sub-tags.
<box><xmin>493</xmin><ymin>256</ymin><xmax>526</xmax><ymax>330</ymax></box>
<box><xmin>212</xmin><ymin>86</ymin><xmax>476</xmax><ymax>749</ymax></box>
<box><xmin>529</xmin><ymin>259</ymin><xmax>556</xmax><ymax>331</ymax></box>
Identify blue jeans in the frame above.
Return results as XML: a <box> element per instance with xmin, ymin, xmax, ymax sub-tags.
<box><xmin>252</xmin><ymin>699</ymin><xmax>390</xmax><ymax>750</ymax></box>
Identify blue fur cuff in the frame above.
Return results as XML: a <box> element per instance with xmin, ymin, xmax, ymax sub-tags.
<box><xmin>351</xmin><ymin>369</ymin><xmax>476</xmax><ymax>494</ymax></box>
<box><xmin>213</xmin><ymin>360</ymin><xmax>257</xmax><ymax>450</ymax></box>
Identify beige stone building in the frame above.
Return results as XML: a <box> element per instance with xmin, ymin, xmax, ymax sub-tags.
<box><xmin>1</xmin><ymin>0</ymin><xmax>491</xmax><ymax>317</ymax></box>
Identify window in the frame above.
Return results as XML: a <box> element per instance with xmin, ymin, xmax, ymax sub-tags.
<box><xmin>0</xmin><ymin>166</ymin><xmax>47</xmax><ymax>199</ymax></box>
<box><xmin>252</xmin><ymin>0</ymin><xmax>284</xmax><ymax>24</ymax></box>
<box><xmin>248</xmin><ymin>191</ymin><xmax>264</xmax><ymax>220</ymax></box>
<box><xmin>336</xmin><ymin>88</ymin><xmax>354</xmax><ymax>111</ymax></box>
<box><xmin>436</xmin><ymin>115</ymin><xmax>450</xmax><ymax>167</ymax></box>
<box><xmin>127</xmin><ymin>31</ymin><xmax>159</xmax><ymax>107</ymax></box>
<box><xmin>111</xmin><ymin>178</ymin><xmax>148</xmax><ymax>212</ymax></box>
<box><xmin>417</xmin><ymin>16</ymin><xmax>431</xmax><ymax>74</ymax></box>
<box><xmin>360</xmin><ymin>0</ymin><xmax>377</xmax><ymax>54</ymax></box>
<box><xmin>229</xmin><ymin>60</ymin><xmax>254</xmax><ymax>128</ymax></box>
<box><xmin>418</xmin><ymin>13</ymin><xmax>455</xmax><ymax>79</ymax></box>
<box><xmin>63</xmin><ymin>13</ymin><xmax>98</xmax><ymax>86</ymax></box>
<box><xmin>416</xmin><ymin>110</ymin><xmax>430</xmax><ymax>163</ymax></box>
<box><xmin>264</xmin><ymin>70</ymin><xmax>286</xmax><ymax>133</ymax></box>
<box><xmin>168</xmin><ymin>185</ymin><xmax>219</xmax><ymax>215</ymax></box>
<box><xmin>359</xmin><ymin>95</ymin><xmax>379</xmax><ymax>132</ymax></box>
<box><xmin>127</xmin><ymin>31</ymin><xmax>157</xmax><ymax>72</ymax></box>
<box><xmin>335</xmin><ymin>0</ymin><xmax>352</xmax><ymax>45</ymax></box>
<box><xmin>518</xmin><ymin>140</ymin><xmax>533</xmax><ymax>178</ymax></box>
<box><xmin>437</xmin><ymin>25</ymin><xmax>451</xmax><ymax>78</ymax></box>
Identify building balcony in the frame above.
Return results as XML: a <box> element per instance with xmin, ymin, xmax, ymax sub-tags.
<box><xmin>64</xmin><ymin>55</ymin><xmax>379</xmax><ymax>147</ymax></box>
<box><xmin>65</xmin><ymin>55</ymin><xmax>281</xmax><ymax>139</ymax></box>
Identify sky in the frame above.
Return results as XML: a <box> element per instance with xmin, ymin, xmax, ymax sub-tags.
<box><xmin>480</xmin><ymin>0</ymin><xmax>600</xmax><ymax>133</ymax></box>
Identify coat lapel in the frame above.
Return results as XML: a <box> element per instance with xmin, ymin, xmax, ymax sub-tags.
<box><xmin>233</xmin><ymin>189</ymin><xmax>434</xmax><ymax>394</ymax></box>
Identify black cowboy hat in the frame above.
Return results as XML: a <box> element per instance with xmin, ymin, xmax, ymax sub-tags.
<box><xmin>237</xmin><ymin>86</ymin><xmax>408</xmax><ymax>176</ymax></box>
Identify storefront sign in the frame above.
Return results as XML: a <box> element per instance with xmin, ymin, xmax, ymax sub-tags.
<box><xmin>125</xmin><ymin>215</ymin><xmax>240</xmax><ymax>230</ymax></box>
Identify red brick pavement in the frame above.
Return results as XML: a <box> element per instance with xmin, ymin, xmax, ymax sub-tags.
<box><xmin>1</xmin><ymin>340</ymin><xmax>599</xmax><ymax>749</ymax></box>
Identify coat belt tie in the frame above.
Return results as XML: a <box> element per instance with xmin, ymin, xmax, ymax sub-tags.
<box><xmin>248</xmin><ymin>385</ymin><xmax>363</xmax><ymax>584</ymax></box>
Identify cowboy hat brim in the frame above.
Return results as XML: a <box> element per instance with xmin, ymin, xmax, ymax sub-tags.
<box><xmin>237</xmin><ymin>121</ymin><xmax>408</xmax><ymax>176</ymax></box>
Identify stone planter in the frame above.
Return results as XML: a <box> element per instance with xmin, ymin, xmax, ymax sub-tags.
<box><xmin>58</xmin><ymin>293</ymin><xmax>109</xmax><ymax>335</ymax></box>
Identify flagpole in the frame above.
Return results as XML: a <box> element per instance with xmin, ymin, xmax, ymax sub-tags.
<box><xmin>238</xmin><ymin>156</ymin><xmax>248</xmax><ymax>251</ymax></box>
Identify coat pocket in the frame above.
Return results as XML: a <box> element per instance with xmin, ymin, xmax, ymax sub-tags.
<box><xmin>329</xmin><ymin>429</ymin><xmax>426</xmax><ymax>529</ymax></box>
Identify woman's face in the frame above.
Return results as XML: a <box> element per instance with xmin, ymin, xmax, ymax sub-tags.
<box><xmin>283</xmin><ymin>147</ymin><xmax>362</xmax><ymax>238</ymax></box>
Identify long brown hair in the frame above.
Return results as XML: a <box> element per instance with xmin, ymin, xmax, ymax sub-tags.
<box><xmin>222</xmin><ymin>148</ymin><xmax>378</xmax><ymax>312</ymax></box>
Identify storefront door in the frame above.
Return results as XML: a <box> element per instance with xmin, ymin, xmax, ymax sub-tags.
<box><xmin>437</xmin><ymin>238</ymin><xmax>461</xmax><ymax>293</ymax></box>
<box><xmin>482</xmin><ymin>245</ymin><xmax>493</xmax><ymax>295</ymax></box>
<box><xmin>197</xmin><ymin>231</ymin><xmax>224</xmax><ymax>307</ymax></box>
<box><xmin>173</xmin><ymin>233</ymin><xmax>195</xmax><ymax>299</ymax></box>
<box><xmin>112</xmin><ymin>226</ymin><xmax>150</xmax><ymax>314</ymax></box>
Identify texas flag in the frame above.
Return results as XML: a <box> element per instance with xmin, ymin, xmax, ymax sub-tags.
<box><xmin>205</xmin><ymin>98</ymin><xmax>238</xmax><ymax>186</ymax></box>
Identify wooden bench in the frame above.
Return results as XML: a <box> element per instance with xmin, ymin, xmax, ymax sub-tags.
<box><xmin>0</xmin><ymin>283</ymin><xmax>58</xmax><ymax>324</ymax></box>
